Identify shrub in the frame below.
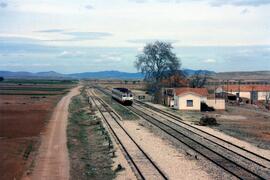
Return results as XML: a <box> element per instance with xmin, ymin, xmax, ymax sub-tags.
<box><xmin>199</xmin><ymin>115</ymin><xmax>218</xmax><ymax>126</ymax></box>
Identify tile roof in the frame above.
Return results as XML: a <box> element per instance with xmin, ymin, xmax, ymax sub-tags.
<box><xmin>175</xmin><ymin>88</ymin><xmax>208</xmax><ymax>97</ymax></box>
<box><xmin>221</xmin><ymin>85</ymin><xmax>270</xmax><ymax>92</ymax></box>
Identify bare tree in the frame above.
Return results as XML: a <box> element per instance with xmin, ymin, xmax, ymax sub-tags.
<box><xmin>134</xmin><ymin>41</ymin><xmax>181</xmax><ymax>102</ymax></box>
<box><xmin>135</xmin><ymin>41</ymin><xmax>181</xmax><ymax>83</ymax></box>
<box><xmin>189</xmin><ymin>70</ymin><xmax>209</xmax><ymax>88</ymax></box>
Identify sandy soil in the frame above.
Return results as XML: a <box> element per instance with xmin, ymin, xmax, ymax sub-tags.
<box><xmin>209</xmin><ymin>106</ymin><xmax>270</xmax><ymax>149</ymax></box>
<box><xmin>22</xmin><ymin>86</ymin><xmax>80</xmax><ymax>180</ymax></box>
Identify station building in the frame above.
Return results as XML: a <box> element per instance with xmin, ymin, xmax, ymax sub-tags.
<box><xmin>216</xmin><ymin>85</ymin><xmax>270</xmax><ymax>103</ymax></box>
<box><xmin>163</xmin><ymin>87</ymin><xmax>225</xmax><ymax>111</ymax></box>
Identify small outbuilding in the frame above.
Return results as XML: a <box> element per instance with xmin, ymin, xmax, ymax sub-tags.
<box><xmin>173</xmin><ymin>88</ymin><xmax>208</xmax><ymax>111</ymax></box>
<box><xmin>216</xmin><ymin>85</ymin><xmax>270</xmax><ymax>103</ymax></box>
<box><xmin>163</xmin><ymin>87</ymin><xmax>225</xmax><ymax>111</ymax></box>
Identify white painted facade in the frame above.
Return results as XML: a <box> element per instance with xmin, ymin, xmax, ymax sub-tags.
<box><xmin>230</xmin><ymin>91</ymin><xmax>251</xmax><ymax>99</ymax></box>
<box><xmin>258</xmin><ymin>92</ymin><xmax>270</xmax><ymax>101</ymax></box>
<box><xmin>174</xmin><ymin>93</ymin><xmax>225</xmax><ymax>111</ymax></box>
<box><xmin>174</xmin><ymin>93</ymin><xmax>202</xmax><ymax>111</ymax></box>
<box><xmin>230</xmin><ymin>91</ymin><xmax>270</xmax><ymax>101</ymax></box>
<box><xmin>205</xmin><ymin>99</ymin><xmax>226</xmax><ymax>110</ymax></box>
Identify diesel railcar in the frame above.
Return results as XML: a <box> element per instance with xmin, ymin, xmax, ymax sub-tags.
<box><xmin>112</xmin><ymin>88</ymin><xmax>133</xmax><ymax>105</ymax></box>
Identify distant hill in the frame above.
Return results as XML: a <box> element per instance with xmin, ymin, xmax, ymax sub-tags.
<box><xmin>69</xmin><ymin>69</ymin><xmax>213</xmax><ymax>79</ymax></box>
<box><xmin>212</xmin><ymin>71</ymin><xmax>270</xmax><ymax>80</ymax></box>
<box><xmin>182</xmin><ymin>69</ymin><xmax>215</xmax><ymax>76</ymax></box>
<box><xmin>36</xmin><ymin>71</ymin><xmax>65</xmax><ymax>77</ymax></box>
<box><xmin>1</xmin><ymin>70</ymin><xmax>269</xmax><ymax>80</ymax></box>
<box><xmin>0</xmin><ymin>69</ymin><xmax>212</xmax><ymax>80</ymax></box>
<box><xmin>0</xmin><ymin>71</ymin><xmax>67</xmax><ymax>79</ymax></box>
<box><xmin>69</xmin><ymin>71</ymin><xmax>144</xmax><ymax>79</ymax></box>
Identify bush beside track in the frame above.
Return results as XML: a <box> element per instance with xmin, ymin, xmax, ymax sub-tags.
<box><xmin>67</xmin><ymin>89</ymin><xmax>115</xmax><ymax>180</ymax></box>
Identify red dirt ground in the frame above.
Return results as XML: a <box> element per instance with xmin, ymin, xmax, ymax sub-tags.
<box><xmin>0</xmin><ymin>89</ymin><xmax>68</xmax><ymax>180</ymax></box>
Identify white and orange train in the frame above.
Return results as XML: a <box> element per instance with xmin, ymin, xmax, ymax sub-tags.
<box><xmin>112</xmin><ymin>88</ymin><xmax>133</xmax><ymax>105</ymax></box>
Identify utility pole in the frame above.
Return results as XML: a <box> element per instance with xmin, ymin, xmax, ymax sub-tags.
<box><xmin>226</xmin><ymin>80</ymin><xmax>229</xmax><ymax>103</ymax></box>
<box><xmin>214</xmin><ymin>82</ymin><xmax>216</xmax><ymax>103</ymax></box>
<box><xmin>238</xmin><ymin>80</ymin><xmax>241</xmax><ymax>105</ymax></box>
<box><xmin>251</xmin><ymin>86</ymin><xmax>255</xmax><ymax>104</ymax></box>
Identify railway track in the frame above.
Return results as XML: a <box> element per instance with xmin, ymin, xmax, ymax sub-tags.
<box><xmin>134</xmin><ymin>100</ymin><xmax>270</xmax><ymax>167</ymax></box>
<box><xmin>87</xmin><ymin>89</ymin><xmax>167</xmax><ymax>180</ymax></box>
<box><xmin>95</xmin><ymin>86</ymin><xmax>270</xmax><ymax>180</ymax></box>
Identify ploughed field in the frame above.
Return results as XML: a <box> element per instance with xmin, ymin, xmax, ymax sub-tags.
<box><xmin>0</xmin><ymin>79</ymin><xmax>76</xmax><ymax>180</ymax></box>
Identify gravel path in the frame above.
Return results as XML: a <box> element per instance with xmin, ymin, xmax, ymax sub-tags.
<box><xmin>22</xmin><ymin>86</ymin><xmax>80</xmax><ymax>180</ymax></box>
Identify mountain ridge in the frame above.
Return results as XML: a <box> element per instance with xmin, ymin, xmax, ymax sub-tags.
<box><xmin>0</xmin><ymin>69</ymin><xmax>213</xmax><ymax>79</ymax></box>
<box><xmin>1</xmin><ymin>70</ymin><xmax>269</xmax><ymax>80</ymax></box>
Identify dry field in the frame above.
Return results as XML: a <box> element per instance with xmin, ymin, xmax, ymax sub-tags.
<box><xmin>0</xmin><ymin>80</ymin><xmax>75</xmax><ymax>180</ymax></box>
<box><xmin>207</xmin><ymin>106</ymin><xmax>270</xmax><ymax>149</ymax></box>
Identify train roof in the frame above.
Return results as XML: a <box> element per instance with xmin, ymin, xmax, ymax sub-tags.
<box><xmin>113</xmin><ymin>88</ymin><xmax>131</xmax><ymax>93</ymax></box>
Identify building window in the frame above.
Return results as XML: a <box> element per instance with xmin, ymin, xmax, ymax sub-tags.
<box><xmin>187</xmin><ymin>100</ymin><xmax>193</xmax><ymax>107</ymax></box>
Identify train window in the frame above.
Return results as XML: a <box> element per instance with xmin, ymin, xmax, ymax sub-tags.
<box><xmin>130</xmin><ymin>94</ymin><xmax>133</xmax><ymax>97</ymax></box>
<box><xmin>122</xmin><ymin>95</ymin><xmax>126</xmax><ymax>97</ymax></box>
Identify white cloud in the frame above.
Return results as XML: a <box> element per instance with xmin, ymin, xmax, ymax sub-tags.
<box><xmin>210</xmin><ymin>0</ymin><xmax>270</xmax><ymax>7</ymax></box>
<box><xmin>17</xmin><ymin>3</ymin><xmax>73</xmax><ymax>14</ymax></box>
<box><xmin>0</xmin><ymin>63</ymin><xmax>52</xmax><ymax>68</ymax></box>
<box><xmin>1</xmin><ymin>0</ymin><xmax>269</xmax><ymax>47</ymax></box>
<box><xmin>58</xmin><ymin>51</ymin><xmax>86</xmax><ymax>58</ymax></box>
<box><xmin>204</xmin><ymin>59</ymin><xmax>217</xmax><ymax>63</ymax></box>
<box><xmin>31</xmin><ymin>63</ymin><xmax>52</xmax><ymax>67</ymax></box>
<box><xmin>0</xmin><ymin>63</ymin><xmax>25</xmax><ymax>67</ymax></box>
<box><xmin>100</xmin><ymin>54</ymin><xmax>123</xmax><ymax>62</ymax></box>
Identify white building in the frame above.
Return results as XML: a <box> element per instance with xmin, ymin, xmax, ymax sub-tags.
<box><xmin>173</xmin><ymin>88</ymin><xmax>225</xmax><ymax>111</ymax></box>
<box><xmin>217</xmin><ymin>85</ymin><xmax>270</xmax><ymax>102</ymax></box>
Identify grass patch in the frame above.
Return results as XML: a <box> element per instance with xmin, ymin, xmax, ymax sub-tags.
<box><xmin>0</xmin><ymin>87</ymin><xmax>68</xmax><ymax>91</ymax></box>
<box><xmin>167</xmin><ymin>108</ymin><xmax>202</xmax><ymax>123</ymax></box>
<box><xmin>1</xmin><ymin>79</ymin><xmax>77</xmax><ymax>85</ymax></box>
<box><xmin>67</xmin><ymin>91</ymin><xmax>115</xmax><ymax>180</ymax></box>
<box><xmin>23</xmin><ymin>141</ymin><xmax>34</xmax><ymax>160</ymax></box>
<box><xmin>0</xmin><ymin>92</ymin><xmax>65</xmax><ymax>96</ymax></box>
<box><xmin>101</xmin><ymin>95</ymin><xmax>139</xmax><ymax>120</ymax></box>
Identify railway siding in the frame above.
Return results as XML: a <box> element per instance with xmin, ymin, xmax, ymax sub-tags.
<box><xmin>96</xmin><ymin>86</ymin><xmax>270</xmax><ymax>180</ymax></box>
<box><xmin>135</xmin><ymin>102</ymin><xmax>270</xmax><ymax>168</ymax></box>
<box><xmin>88</xmin><ymin>89</ymin><xmax>167</xmax><ymax>180</ymax></box>
<box><xmin>131</xmin><ymin>104</ymin><xmax>270</xmax><ymax>179</ymax></box>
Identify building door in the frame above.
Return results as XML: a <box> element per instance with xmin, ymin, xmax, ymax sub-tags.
<box><xmin>251</xmin><ymin>91</ymin><xmax>258</xmax><ymax>104</ymax></box>
<box><xmin>175</xmin><ymin>98</ymin><xmax>178</xmax><ymax>109</ymax></box>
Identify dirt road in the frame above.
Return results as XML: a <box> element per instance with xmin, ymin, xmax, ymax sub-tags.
<box><xmin>23</xmin><ymin>86</ymin><xmax>80</xmax><ymax>180</ymax></box>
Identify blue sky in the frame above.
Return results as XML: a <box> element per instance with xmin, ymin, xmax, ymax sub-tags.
<box><xmin>0</xmin><ymin>0</ymin><xmax>269</xmax><ymax>73</ymax></box>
